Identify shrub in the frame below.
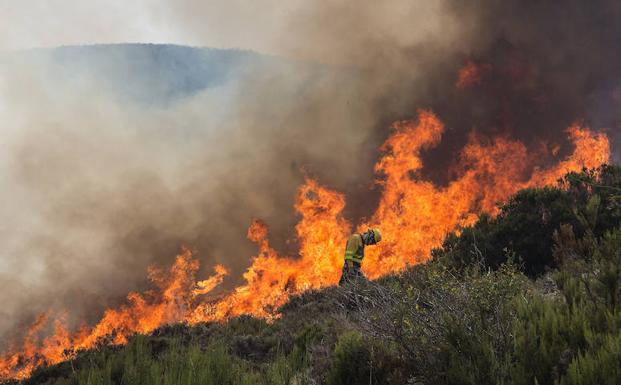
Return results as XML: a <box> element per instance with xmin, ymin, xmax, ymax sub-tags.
<box><xmin>510</xmin><ymin>222</ymin><xmax>621</xmax><ymax>384</ymax></box>
<box><xmin>343</xmin><ymin>261</ymin><xmax>526</xmax><ymax>384</ymax></box>
<box><xmin>434</xmin><ymin>165</ymin><xmax>621</xmax><ymax>276</ymax></box>
<box><xmin>510</xmin><ymin>296</ymin><xmax>589</xmax><ymax>385</ymax></box>
<box><xmin>434</xmin><ymin>187</ymin><xmax>578</xmax><ymax>276</ymax></box>
<box><xmin>327</xmin><ymin>332</ymin><xmax>371</xmax><ymax>385</ymax></box>
<box><xmin>561</xmin><ymin>331</ymin><xmax>621</xmax><ymax>385</ymax></box>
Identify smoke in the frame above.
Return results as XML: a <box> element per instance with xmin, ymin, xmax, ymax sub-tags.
<box><xmin>0</xmin><ymin>46</ymin><xmax>391</xmax><ymax>338</ymax></box>
<box><xmin>1</xmin><ymin>0</ymin><xmax>620</xmax><ymax>342</ymax></box>
<box><xmin>268</xmin><ymin>0</ymin><xmax>621</xmax><ymax>170</ymax></box>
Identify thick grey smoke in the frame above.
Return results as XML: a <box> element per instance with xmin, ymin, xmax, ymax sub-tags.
<box><xmin>0</xmin><ymin>45</ymin><xmax>418</xmax><ymax>339</ymax></box>
<box><xmin>1</xmin><ymin>0</ymin><xmax>620</xmax><ymax>343</ymax></box>
<box><xmin>0</xmin><ymin>47</ymin><xmax>379</xmax><ymax>337</ymax></box>
<box><xmin>280</xmin><ymin>0</ymin><xmax>621</xmax><ymax>172</ymax></box>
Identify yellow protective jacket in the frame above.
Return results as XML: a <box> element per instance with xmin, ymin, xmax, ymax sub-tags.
<box><xmin>344</xmin><ymin>233</ymin><xmax>365</xmax><ymax>264</ymax></box>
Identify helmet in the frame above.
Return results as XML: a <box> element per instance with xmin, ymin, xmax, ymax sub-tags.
<box><xmin>370</xmin><ymin>228</ymin><xmax>382</xmax><ymax>243</ymax></box>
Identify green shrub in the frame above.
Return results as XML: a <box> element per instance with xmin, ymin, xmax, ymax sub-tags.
<box><xmin>327</xmin><ymin>332</ymin><xmax>371</xmax><ymax>385</ymax></box>
<box><xmin>510</xmin><ymin>296</ymin><xmax>588</xmax><ymax>385</ymax></box>
<box><xmin>434</xmin><ymin>187</ymin><xmax>578</xmax><ymax>276</ymax></box>
<box><xmin>434</xmin><ymin>165</ymin><xmax>621</xmax><ymax>276</ymax></box>
<box><xmin>342</xmin><ymin>261</ymin><xmax>526</xmax><ymax>384</ymax></box>
<box><xmin>509</xmin><ymin>222</ymin><xmax>621</xmax><ymax>385</ymax></box>
<box><xmin>561</xmin><ymin>331</ymin><xmax>621</xmax><ymax>385</ymax></box>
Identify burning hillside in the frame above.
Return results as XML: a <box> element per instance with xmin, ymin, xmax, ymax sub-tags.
<box><xmin>0</xmin><ymin>108</ymin><xmax>609</xmax><ymax>380</ymax></box>
<box><xmin>2</xmin><ymin>0</ymin><xmax>621</xmax><ymax>383</ymax></box>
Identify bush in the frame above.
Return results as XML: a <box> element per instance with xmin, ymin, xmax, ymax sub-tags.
<box><xmin>327</xmin><ymin>332</ymin><xmax>371</xmax><ymax>385</ymax></box>
<box><xmin>561</xmin><ymin>331</ymin><xmax>621</xmax><ymax>385</ymax></box>
<box><xmin>434</xmin><ymin>165</ymin><xmax>621</xmax><ymax>276</ymax></box>
<box><xmin>434</xmin><ymin>187</ymin><xmax>578</xmax><ymax>275</ymax></box>
<box><xmin>509</xmin><ymin>222</ymin><xmax>621</xmax><ymax>384</ymax></box>
<box><xmin>510</xmin><ymin>296</ymin><xmax>589</xmax><ymax>385</ymax></box>
<box><xmin>342</xmin><ymin>261</ymin><xmax>526</xmax><ymax>384</ymax></box>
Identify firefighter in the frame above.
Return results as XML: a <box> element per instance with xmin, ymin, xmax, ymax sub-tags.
<box><xmin>338</xmin><ymin>228</ymin><xmax>382</xmax><ymax>285</ymax></box>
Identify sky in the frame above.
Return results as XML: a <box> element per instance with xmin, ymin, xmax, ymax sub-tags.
<box><xmin>0</xmin><ymin>0</ymin><xmax>303</xmax><ymax>53</ymax></box>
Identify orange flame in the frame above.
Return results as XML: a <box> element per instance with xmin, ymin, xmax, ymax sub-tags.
<box><xmin>0</xmin><ymin>111</ymin><xmax>610</xmax><ymax>381</ymax></box>
<box><xmin>361</xmin><ymin>111</ymin><xmax>609</xmax><ymax>278</ymax></box>
<box><xmin>456</xmin><ymin>60</ymin><xmax>492</xmax><ymax>89</ymax></box>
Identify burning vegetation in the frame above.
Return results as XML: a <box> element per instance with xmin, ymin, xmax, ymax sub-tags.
<box><xmin>0</xmin><ymin>107</ymin><xmax>609</xmax><ymax>380</ymax></box>
<box><xmin>2</xmin><ymin>1</ymin><xmax>621</xmax><ymax>382</ymax></box>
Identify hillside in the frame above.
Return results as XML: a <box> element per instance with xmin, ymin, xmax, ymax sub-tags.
<box><xmin>8</xmin><ymin>165</ymin><xmax>621</xmax><ymax>385</ymax></box>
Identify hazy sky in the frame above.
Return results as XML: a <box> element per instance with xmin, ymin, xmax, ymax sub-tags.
<box><xmin>0</xmin><ymin>0</ymin><xmax>303</xmax><ymax>52</ymax></box>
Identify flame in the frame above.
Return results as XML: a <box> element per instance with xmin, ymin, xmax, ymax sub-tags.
<box><xmin>529</xmin><ymin>124</ymin><xmax>610</xmax><ymax>186</ymax></box>
<box><xmin>362</xmin><ymin>112</ymin><xmax>609</xmax><ymax>278</ymax></box>
<box><xmin>456</xmin><ymin>60</ymin><xmax>492</xmax><ymax>89</ymax></box>
<box><xmin>190</xmin><ymin>181</ymin><xmax>350</xmax><ymax>321</ymax></box>
<box><xmin>0</xmin><ymin>249</ymin><xmax>229</xmax><ymax>380</ymax></box>
<box><xmin>0</xmin><ymin>111</ymin><xmax>610</xmax><ymax>381</ymax></box>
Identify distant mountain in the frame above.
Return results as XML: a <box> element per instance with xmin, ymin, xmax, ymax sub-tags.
<box><xmin>1</xmin><ymin>44</ymin><xmax>281</xmax><ymax>104</ymax></box>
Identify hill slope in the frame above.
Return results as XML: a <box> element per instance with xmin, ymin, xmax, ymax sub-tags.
<box><xmin>9</xmin><ymin>166</ymin><xmax>621</xmax><ymax>385</ymax></box>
